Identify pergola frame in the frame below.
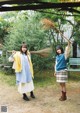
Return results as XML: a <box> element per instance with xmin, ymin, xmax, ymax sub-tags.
<box><xmin>0</xmin><ymin>0</ymin><xmax>80</xmax><ymax>13</ymax></box>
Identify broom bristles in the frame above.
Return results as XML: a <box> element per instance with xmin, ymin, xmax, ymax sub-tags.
<box><xmin>41</xmin><ymin>18</ymin><xmax>55</xmax><ymax>28</ymax></box>
<box><xmin>41</xmin><ymin>18</ymin><xmax>71</xmax><ymax>43</ymax></box>
<box><xmin>41</xmin><ymin>18</ymin><xmax>59</xmax><ymax>32</ymax></box>
<box><xmin>30</xmin><ymin>47</ymin><xmax>52</xmax><ymax>57</ymax></box>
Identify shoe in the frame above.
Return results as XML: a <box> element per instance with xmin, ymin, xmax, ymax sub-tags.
<box><xmin>59</xmin><ymin>91</ymin><xmax>67</xmax><ymax>101</ymax></box>
<box><xmin>23</xmin><ymin>93</ymin><xmax>30</xmax><ymax>101</ymax></box>
<box><xmin>59</xmin><ymin>96</ymin><xmax>67</xmax><ymax>101</ymax></box>
<box><xmin>30</xmin><ymin>91</ymin><xmax>35</xmax><ymax>98</ymax></box>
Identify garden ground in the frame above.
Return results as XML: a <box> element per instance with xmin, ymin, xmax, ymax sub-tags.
<box><xmin>0</xmin><ymin>71</ymin><xmax>80</xmax><ymax>113</ymax></box>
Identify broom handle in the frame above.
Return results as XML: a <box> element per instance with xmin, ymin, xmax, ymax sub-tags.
<box><xmin>54</xmin><ymin>26</ymin><xmax>72</xmax><ymax>43</ymax></box>
<box><xmin>59</xmin><ymin>31</ymin><xmax>70</xmax><ymax>42</ymax></box>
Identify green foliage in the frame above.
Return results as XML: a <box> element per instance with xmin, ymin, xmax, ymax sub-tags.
<box><xmin>2</xmin><ymin>10</ymin><xmax>80</xmax><ymax>73</ymax></box>
<box><xmin>0</xmin><ymin>17</ymin><xmax>10</xmax><ymax>43</ymax></box>
<box><xmin>73</xmin><ymin>16</ymin><xmax>80</xmax><ymax>45</ymax></box>
<box><xmin>3</xmin><ymin>12</ymin><xmax>47</xmax><ymax>50</ymax></box>
<box><xmin>2</xmin><ymin>11</ymin><xmax>54</xmax><ymax>72</ymax></box>
<box><xmin>40</xmin><ymin>0</ymin><xmax>58</xmax><ymax>2</ymax></box>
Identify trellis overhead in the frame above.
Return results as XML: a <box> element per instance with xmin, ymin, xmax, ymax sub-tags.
<box><xmin>0</xmin><ymin>0</ymin><xmax>80</xmax><ymax>13</ymax></box>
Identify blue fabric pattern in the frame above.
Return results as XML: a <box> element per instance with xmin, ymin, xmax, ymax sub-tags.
<box><xmin>16</xmin><ymin>54</ymin><xmax>32</xmax><ymax>85</ymax></box>
<box><xmin>56</xmin><ymin>54</ymin><xmax>67</xmax><ymax>71</ymax></box>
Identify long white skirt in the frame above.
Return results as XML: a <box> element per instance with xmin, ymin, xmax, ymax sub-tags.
<box><xmin>18</xmin><ymin>80</ymin><xmax>34</xmax><ymax>94</ymax></box>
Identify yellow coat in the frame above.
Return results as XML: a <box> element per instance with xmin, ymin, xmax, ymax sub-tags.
<box><xmin>13</xmin><ymin>51</ymin><xmax>34</xmax><ymax>78</ymax></box>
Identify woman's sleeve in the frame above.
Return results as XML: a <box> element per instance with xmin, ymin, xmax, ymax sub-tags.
<box><xmin>55</xmin><ymin>60</ymin><xmax>57</xmax><ymax>72</ymax></box>
<box><xmin>8</xmin><ymin>55</ymin><xmax>14</xmax><ymax>62</ymax></box>
<box><xmin>64</xmin><ymin>41</ymin><xmax>71</xmax><ymax>59</ymax></box>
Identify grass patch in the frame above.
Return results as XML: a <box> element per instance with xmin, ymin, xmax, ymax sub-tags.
<box><xmin>0</xmin><ymin>69</ymin><xmax>80</xmax><ymax>87</ymax></box>
<box><xmin>0</xmin><ymin>70</ymin><xmax>16</xmax><ymax>86</ymax></box>
<box><xmin>0</xmin><ymin>69</ymin><xmax>56</xmax><ymax>87</ymax></box>
<box><xmin>34</xmin><ymin>70</ymin><xmax>56</xmax><ymax>87</ymax></box>
<box><xmin>68</xmin><ymin>72</ymin><xmax>80</xmax><ymax>82</ymax></box>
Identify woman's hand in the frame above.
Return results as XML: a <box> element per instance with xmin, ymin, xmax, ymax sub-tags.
<box><xmin>54</xmin><ymin>72</ymin><xmax>56</xmax><ymax>77</ymax></box>
<box><xmin>12</xmin><ymin>50</ymin><xmax>16</xmax><ymax>55</ymax></box>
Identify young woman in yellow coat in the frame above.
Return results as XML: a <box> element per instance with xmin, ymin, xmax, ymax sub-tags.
<box><xmin>9</xmin><ymin>43</ymin><xmax>35</xmax><ymax>101</ymax></box>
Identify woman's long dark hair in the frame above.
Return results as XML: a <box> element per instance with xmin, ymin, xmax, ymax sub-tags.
<box><xmin>20</xmin><ymin>43</ymin><xmax>27</xmax><ymax>55</ymax></box>
<box><xmin>56</xmin><ymin>45</ymin><xmax>64</xmax><ymax>55</ymax></box>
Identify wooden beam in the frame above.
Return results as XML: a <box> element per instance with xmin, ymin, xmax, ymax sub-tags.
<box><xmin>60</xmin><ymin>8</ymin><xmax>80</xmax><ymax>14</ymax></box>
<box><xmin>0</xmin><ymin>2</ymin><xmax>80</xmax><ymax>12</ymax></box>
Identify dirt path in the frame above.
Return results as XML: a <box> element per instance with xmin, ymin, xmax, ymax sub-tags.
<box><xmin>0</xmin><ymin>82</ymin><xmax>80</xmax><ymax>113</ymax></box>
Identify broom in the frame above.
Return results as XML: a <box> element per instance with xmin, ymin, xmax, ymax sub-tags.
<box><xmin>8</xmin><ymin>19</ymin><xmax>71</xmax><ymax>57</ymax></box>
<box><xmin>30</xmin><ymin>18</ymin><xmax>71</xmax><ymax>57</ymax></box>
<box><xmin>30</xmin><ymin>47</ymin><xmax>52</xmax><ymax>57</ymax></box>
<box><xmin>41</xmin><ymin>18</ymin><xmax>72</xmax><ymax>43</ymax></box>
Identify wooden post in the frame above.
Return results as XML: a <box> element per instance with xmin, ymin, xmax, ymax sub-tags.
<box><xmin>73</xmin><ymin>41</ymin><xmax>77</xmax><ymax>58</ymax></box>
<box><xmin>72</xmin><ymin>41</ymin><xmax>77</xmax><ymax>68</ymax></box>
